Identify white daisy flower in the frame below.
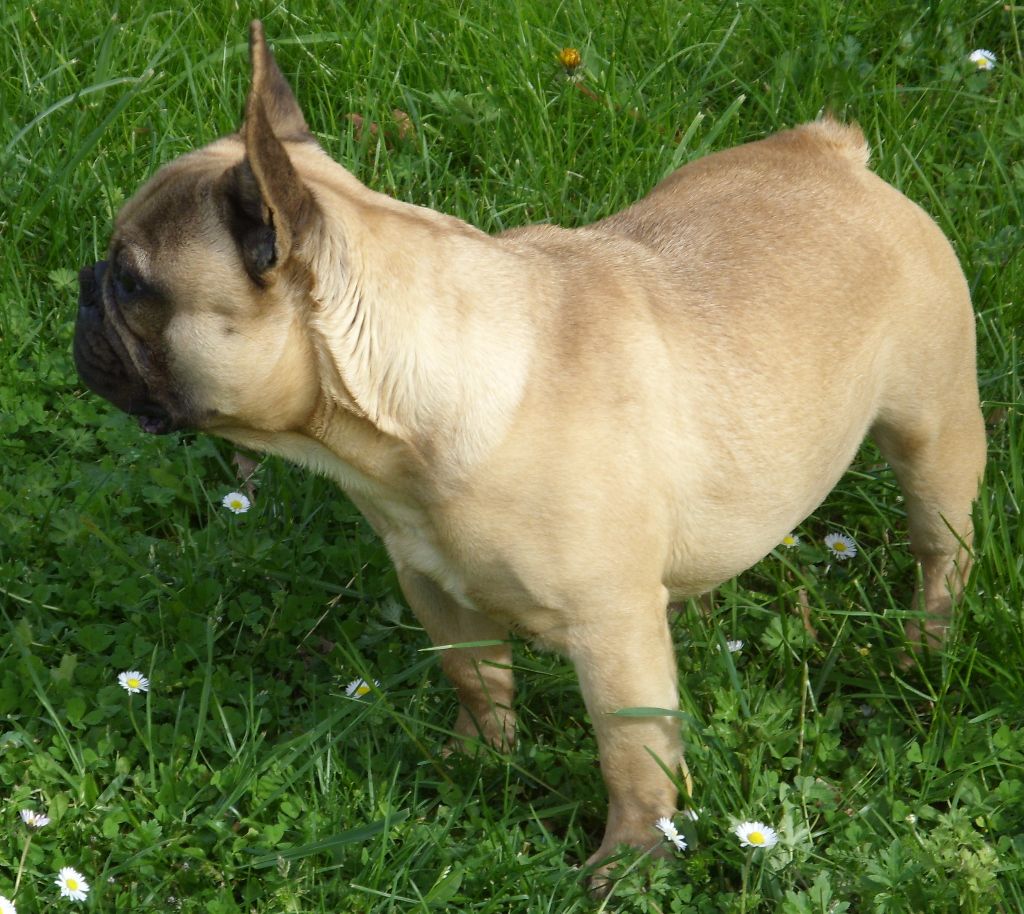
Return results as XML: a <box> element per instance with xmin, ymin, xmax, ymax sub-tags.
<box><xmin>345</xmin><ymin>678</ymin><xmax>378</xmax><ymax>698</ymax></box>
<box><xmin>20</xmin><ymin>808</ymin><xmax>50</xmax><ymax>828</ymax></box>
<box><xmin>734</xmin><ymin>821</ymin><xmax>779</xmax><ymax>849</ymax></box>
<box><xmin>968</xmin><ymin>49</ymin><xmax>996</xmax><ymax>70</ymax></box>
<box><xmin>55</xmin><ymin>867</ymin><xmax>90</xmax><ymax>902</ymax></box>
<box><xmin>824</xmin><ymin>532</ymin><xmax>857</xmax><ymax>560</ymax></box>
<box><xmin>780</xmin><ymin>532</ymin><xmax>800</xmax><ymax>548</ymax></box>
<box><xmin>118</xmin><ymin>670</ymin><xmax>150</xmax><ymax>694</ymax></box>
<box><xmin>654</xmin><ymin>816</ymin><xmax>687</xmax><ymax>851</ymax></box>
<box><xmin>0</xmin><ymin>895</ymin><xmax>16</xmax><ymax>914</ymax></box>
<box><xmin>222</xmin><ymin>491</ymin><xmax>251</xmax><ymax>514</ymax></box>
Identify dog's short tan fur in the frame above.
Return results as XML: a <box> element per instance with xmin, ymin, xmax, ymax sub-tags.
<box><xmin>74</xmin><ymin>22</ymin><xmax>986</xmax><ymax>882</ymax></box>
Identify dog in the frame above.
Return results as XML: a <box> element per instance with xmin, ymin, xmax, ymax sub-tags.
<box><xmin>74</xmin><ymin>20</ymin><xmax>985</xmax><ymax>886</ymax></box>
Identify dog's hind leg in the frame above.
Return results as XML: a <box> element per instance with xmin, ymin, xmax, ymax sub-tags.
<box><xmin>871</xmin><ymin>367</ymin><xmax>986</xmax><ymax>650</ymax></box>
<box><xmin>398</xmin><ymin>568</ymin><xmax>516</xmax><ymax>751</ymax></box>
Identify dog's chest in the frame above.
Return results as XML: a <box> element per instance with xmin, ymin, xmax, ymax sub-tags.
<box><xmin>354</xmin><ymin>491</ymin><xmax>480</xmax><ymax>612</ymax></box>
<box><xmin>381</xmin><ymin>521</ymin><xmax>479</xmax><ymax>612</ymax></box>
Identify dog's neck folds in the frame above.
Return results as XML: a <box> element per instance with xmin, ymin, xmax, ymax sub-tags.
<box><xmin>299</xmin><ymin>164</ymin><xmax>536</xmax><ymax>479</ymax></box>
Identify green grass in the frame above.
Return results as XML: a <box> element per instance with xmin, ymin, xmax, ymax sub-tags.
<box><xmin>1</xmin><ymin>1</ymin><xmax>1022</xmax><ymax>911</ymax></box>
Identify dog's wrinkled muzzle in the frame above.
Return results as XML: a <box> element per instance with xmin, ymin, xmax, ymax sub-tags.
<box><xmin>73</xmin><ymin>262</ymin><xmax>176</xmax><ymax>434</ymax></box>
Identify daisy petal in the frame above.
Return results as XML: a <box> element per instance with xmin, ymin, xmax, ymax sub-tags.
<box><xmin>824</xmin><ymin>532</ymin><xmax>857</xmax><ymax>560</ymax></box>
<box><xmin>221</xmin><ymin>491</ymin><xmax>251</xmax><ymax>514</ymax></box>
<box><xmin>20</xmin><ymin>809</ymin><xmax>50</xmax><ymax>828</ymax></box>
<box><xmin>654</xmin><ymin>816</ymin><xmax>687</xmax><ymax>851</ymax></box>
<box><xmin>345</xmin><ymin>677</ymin><xmax>379</xmax><ymax>698</ymax></box>
<box><xmin>118</xmin><ymin>670</ymin><xmax>150</xmax><ymax>694</ymax></box>
<box><xmin>55</xmin><ymin>866</ymin><xmax>90</xmax><ymax>902</ymax></box>
<box><xmin>968</xmin><ymin>49</ymin><xmax>996</xmax><ymax>70</ymax></box>
<box><xmin>734</xmin><ymin>820</ymin><xmax>779</xmax><ymax>849</ymax></box>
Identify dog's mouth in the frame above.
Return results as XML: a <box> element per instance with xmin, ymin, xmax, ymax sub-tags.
<box><xmin>124</xmin><ymin>395</ymin><xmax>176</xmax><ymax>435</ymax></box>
<box><xmin>137</xmin><ymin>412</ymin><xmax>175</xmax><ymax>435</ymax></box>
<box><xmin>74</xmin><ymin>262</ymin><xmax>180</xmax><ymax>435</ymax></box>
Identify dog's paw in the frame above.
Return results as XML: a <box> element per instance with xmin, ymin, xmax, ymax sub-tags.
<box><xmin>442</xmin><ymin>706</ymin><xmax>516</xmax><ymax>757</ymax></box>
<box><xmin>583</xmin><ymin>837</ymin><xmax>669</xmax><ymax>897</ymax></box>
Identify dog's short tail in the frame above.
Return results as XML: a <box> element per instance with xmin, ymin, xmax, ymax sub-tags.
<box><xmin>808</xmin><ymin>114</ymin><xmax>871</xmax><ymax>168</ymax></box>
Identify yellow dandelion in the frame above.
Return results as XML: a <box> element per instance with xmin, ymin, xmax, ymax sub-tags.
<box><xmin>558</xmin><ymin>47</ymin><xmax>582</xmax><ymax>70</ymax></box>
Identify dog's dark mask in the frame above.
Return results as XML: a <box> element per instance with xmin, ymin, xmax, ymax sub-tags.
<box><xmin>73</xmin><ymin>260</ymin><xmax>176</xmax><ymax>435</ymax></box>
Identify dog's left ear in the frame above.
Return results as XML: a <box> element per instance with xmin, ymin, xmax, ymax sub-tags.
<box><xmin>224</xmin><ymin>21</ymin><xmax>318</xmax><ymax>281</ymax></box>
<box><xmin>247</xmin><ymin>20</ymin><xmax>313</xmax><ymax>142</ymax></box>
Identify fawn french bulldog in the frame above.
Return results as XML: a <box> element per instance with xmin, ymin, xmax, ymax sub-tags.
<box><xmin>74</xmin><ymin>21</ymin><xmax>985</xmax><ymax>887</ymax></box>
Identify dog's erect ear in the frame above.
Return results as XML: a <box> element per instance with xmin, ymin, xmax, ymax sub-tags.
<box><xmin>223</xmin><ymin>21</ymin><xmax>317</xmax><ymax>281</ymax></box>
<box><xmin>247</xmin><ymin>20</ymin><xmax>312</xmax><ymax>142</ymax></box>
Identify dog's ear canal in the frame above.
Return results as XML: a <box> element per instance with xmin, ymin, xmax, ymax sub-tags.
<box><xmin>224</xmin><ymin>21</ymin><xmax>318</xmax><ymax>282</ymax></box>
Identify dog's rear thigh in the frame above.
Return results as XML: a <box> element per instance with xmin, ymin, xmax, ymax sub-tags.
<box><xmin>872</xmin><ymin>384</ymin><xmax>986</xmax><ymax>649</ymax></box>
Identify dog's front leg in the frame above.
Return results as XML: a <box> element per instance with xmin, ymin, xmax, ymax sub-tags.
<box><xmin>397</xmin><ymin>568</ymin><xmax>516</xmax><ymax>751</ymax></box>
<box><xmin>565</xmin><ymin>590</ymin><xmax>683</xmax><ymax>887</ymax></box>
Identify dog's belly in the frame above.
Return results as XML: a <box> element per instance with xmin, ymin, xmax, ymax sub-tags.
<box><xmin>661</xmin><ymin>501</ymin><xmax>816</xmax><ymax>597</ymax></box>
<box><xmin>661</xmin><ymin>523</ymin><xmax>795</xmax><ymax>599</ymax></box>
<box><xmin>656</xmin><ymin>402</ymin><xmax>877</xmax><ymax>598</ymax></box>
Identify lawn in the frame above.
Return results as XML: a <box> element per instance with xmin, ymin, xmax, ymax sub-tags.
<box><xmin>1</xmin><ymin>1</ymin><xmax>1022</xmax><ymax>911</ymax></box>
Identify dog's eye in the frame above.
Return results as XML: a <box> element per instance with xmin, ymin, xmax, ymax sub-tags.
<box><xmin>113</xmin><ymin>265</ymin><xmax>140</xmax><ymax>298</ymax></box>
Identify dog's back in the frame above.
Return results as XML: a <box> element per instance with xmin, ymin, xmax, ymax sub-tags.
<box><xmin>488</xmin><ymin>118</ymin><xmax>980</xmax><ymax>598</ymax></box>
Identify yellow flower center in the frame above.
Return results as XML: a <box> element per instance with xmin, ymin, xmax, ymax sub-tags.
<box><xmin>748</xmin><ymin>831</ymin><xmax>765</xmax><ymax>845</ymax></box>
<box><xmin>356</xmin><ymin>684</ymin><xmax>370</xmax><ymax>696</ymax></box>
<box><xmin>67</xmin><ymin>879</ymin><xmax>78</xmax><ymax>890</ymax></box>
<box><xmin>558</xmin><ymin>48</ymin><xmax>581</xmax><ymax>69</ymax></box>
<box><xmin>128</xmin><ymin>679</ymin><xmax>140</xmax><ymax>688</ymax></box>
<box><xmin>833</xmin><ymin>541</ymin><xmax>846</xmax><ymax>551</ymax></box>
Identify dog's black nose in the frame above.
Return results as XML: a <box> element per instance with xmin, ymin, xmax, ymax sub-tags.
<box><xmin>77</xmin><ymin>261</ymin><xmax>108</xmax><ymax>311</ymax></box>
